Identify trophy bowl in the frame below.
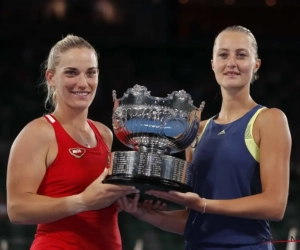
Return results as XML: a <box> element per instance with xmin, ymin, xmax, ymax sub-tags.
<box><xmin>103</xmin><ymin>85</ymin><xmax>205</xmax><ymax>207</ymax></box>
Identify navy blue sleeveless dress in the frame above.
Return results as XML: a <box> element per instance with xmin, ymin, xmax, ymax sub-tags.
<box><xmin>184</xmin><ymin>105</ymin><xmax>275</xmax><ymax>250</ymax></box>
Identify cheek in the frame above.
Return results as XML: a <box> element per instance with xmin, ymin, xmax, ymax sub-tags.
<box><xmin>92</xmin><ymin>77</ymin><xmax>98</xmax><ymax>84</ymax></box>
<box><xmin>55</xmin><ymin>79</ymin><xmax>74</xmax><ymax>95</ymax></box>
<box><xmin>213</xmin><ymin>60</ymin><xmax>226</xmax><ymax>71</ymax></box>
<box><xmin>239</xmin><ymin>62</ymin><xmax>255</xmax><ymax>75</ymax></box>
<box><xmin>214</xmin><ymin>65</ymin><xmax>226</xmax><ymax>77</ymax></box>
<box><xmin>91</xmin><ymin>78</ymin><xmax>98</xmax><ymax>88</ymax></box>
<box><xmin>62</xmin><ymin>78</ymin><xmax>77</xmax><ymax>89</ymax></box>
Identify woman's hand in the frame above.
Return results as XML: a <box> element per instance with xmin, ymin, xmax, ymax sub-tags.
<box><xmin>117</xmin><ymin>194</ymin><xmax>144</xmax><ymax>218</ymax></box>
<box><xmin>117</xmin><ymin>194</ymin><xmax>168</xmax><ymax>218</ymax></box>
<box><xmin>140</xmin><ymin>199</ymin><xmax>167</xmax><ymax>212</ymax></box>
<box><xmin>146</xmin><ymin>190</ymin><xmax>204</xmax><ymax>211</ymax></box>
<box><xmin>79</xmin><ymin>168</ymin><xmax>140</xmax><ymax>211</ymax></box>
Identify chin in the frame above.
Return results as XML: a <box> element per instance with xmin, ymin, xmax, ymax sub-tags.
<box><xmin>220</xmin><ymin>80</ymin><xmax>247</xmax><ymax>89</ymax></box>
<box><xmin>69</xmin><ymin>102</ymin><xmax>91</xmax><ymax>110</ymax></box>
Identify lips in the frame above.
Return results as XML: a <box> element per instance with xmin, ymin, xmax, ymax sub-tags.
<box><xmin>224</xmin><ymin>71</ymin><xmax>240</xmax><ymax>76</ymax></box>
<box><xmin>71</xmin><ymin>91</ymin><xmax>90</xmax><ymax>96</ymax></box>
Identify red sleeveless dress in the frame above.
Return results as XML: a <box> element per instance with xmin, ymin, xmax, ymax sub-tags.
<box><xmin>30</xmin><ymin>114</ymin><xmax>121</xmax><ymax>250</ymax></box>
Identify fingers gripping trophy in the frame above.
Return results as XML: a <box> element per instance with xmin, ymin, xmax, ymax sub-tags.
<box><xmin>104</xmin><ymin>85</ymin><xmax>205</xmax><ymax>205</ymax></box>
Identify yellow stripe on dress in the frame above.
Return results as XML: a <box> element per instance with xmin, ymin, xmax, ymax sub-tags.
<box><xmin>244</xmin><ymin>107</ymin><xmax>266</xmax><ymax>162</ymax></box>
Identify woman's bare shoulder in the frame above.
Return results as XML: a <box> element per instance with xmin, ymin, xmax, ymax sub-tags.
<box><xmin>256</xmin><ymin>108</ymin><xmax>288</xmax><ymax>128</ymax></box>
<box><xmin>12</xmin><ymin>116</ymin><xmax>55</xmax><ymax>148</ymax></box>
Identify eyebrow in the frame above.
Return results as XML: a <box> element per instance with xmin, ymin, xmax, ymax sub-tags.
<box><xmin>63</xmin><ymin>67</ymin><xmax>98</xmax><ymax>70</ymax></box>
<box><xmin>217</xmin><ymin>48</ymin><xmax>248</xmax><ymax>52</ymax></box>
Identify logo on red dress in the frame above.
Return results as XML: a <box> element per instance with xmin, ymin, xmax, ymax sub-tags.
<box><xmin>69</xmin><ymin>148</ymin><xmax>86</xmax><ymax>158</ymax></box>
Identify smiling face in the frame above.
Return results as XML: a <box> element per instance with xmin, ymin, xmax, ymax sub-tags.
<box><xmin>46</xmin><ymin>48</ymin><xmax>98</xmax><ymax>111</ymax></box>
<box><xmin>211</xmin><ymin>31</ymin><xmax>261</xmax><ymax>90</ymax></box>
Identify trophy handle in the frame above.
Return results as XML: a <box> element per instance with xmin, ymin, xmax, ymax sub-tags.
<box><xmin>196</xmin><ymin>101</ymin><xmax>205</xmax><ymax>120</ymax></box>
<box><xmin>190</xmin><ymin>101</ymin><xmax>205</xmax><ymax>149</ymax></box>
<box><xmin>112</xmin><ymin>90</ymin><xmax>119</xmax><ymax>112</ymax></box>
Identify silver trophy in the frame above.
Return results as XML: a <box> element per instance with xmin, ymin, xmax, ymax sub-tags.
<box><xmin>104</xmin><ymin>85</ymin><xmax>205</xmax><ymax>202</ymax></box>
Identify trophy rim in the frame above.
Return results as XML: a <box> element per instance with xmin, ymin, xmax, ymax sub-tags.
<box><xmin>112</xmin><ymin>84</ymin><xmax>204</xmax><ymax>111</ymax></box>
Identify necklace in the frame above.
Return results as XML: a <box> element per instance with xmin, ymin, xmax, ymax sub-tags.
<box><xmin>78</xmin><ymin>126</ymin><xmax>92</xmax><ymax>148</ymax></box>
<box><xmin>78</xmin><ymin>133</ymin><xmax>91</xmax><ymax>148</ymax></box>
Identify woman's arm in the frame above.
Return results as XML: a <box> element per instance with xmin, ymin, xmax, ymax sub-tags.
<box><xmin>148</xmin><ymin>108</ymin><xmax>291</xmax><ymax>221</ymax></box>
<box><xmin>7</xmin><ymin>118</ymin><xmax>82</xmax><ymax>224</ymax></box>
<box><xmin>204</xmin><ymin>108</ymin><xmax>291</xmax><ymax>220</ymax></box>
<box><xmin>7</xmin><ymin>118</ymin><xmax>138</xmax><ymax>225</ymax></box>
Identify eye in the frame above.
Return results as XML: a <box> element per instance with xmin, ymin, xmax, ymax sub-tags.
<box><xmin>87</xmin><ymin>70</ymin><xmax>97</xmax><ymax>77</ymax></box>
<box><xmin>64</xmin><ymin>70</ymin><xmax>77</xmax><ymax>76</ymax></box>
<box><xmin>218</xmin><ymin>53</ymin><xmax>227</xmax><ymax>58</ymax></box>
<box><xmin>237</xmin><ymin>53</ymin><xmax>247</xmax><ymax>58</ymax></box>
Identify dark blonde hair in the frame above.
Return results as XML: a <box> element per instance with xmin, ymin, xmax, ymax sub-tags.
<box><xmin>42</xmin><ymin>35</ymin><xmax>98</xmax><ymax>110</ymax></box>
<box><xmin>213</xmin><ymin>25</ymin><xmax>259</xmax><ymax>83</ymax></box>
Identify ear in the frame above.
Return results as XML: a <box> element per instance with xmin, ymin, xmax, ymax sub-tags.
<box><xmin>211</xmin><ymin>59</ymin><xmax>214</xmax><ymax>71</ymax></box>
<box><xmin>46</xmin><ymin>70</ymin><xmax>55</xmax><ymax>87</ymax></box>
<box><xmin>254</xmin><ymin>58</ymin><xmax>261</xmax><ymax>72</ymax></box>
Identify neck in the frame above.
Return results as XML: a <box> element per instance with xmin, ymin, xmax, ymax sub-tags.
<box><xmin>218</xmin><ymin>85</ymin><xmax>256</xmax><ymax>122</ymax></box>
<box><xmin>52</xmin><ymin>105</ymin><xmax>89</xmax><ymax>131</ymax></box>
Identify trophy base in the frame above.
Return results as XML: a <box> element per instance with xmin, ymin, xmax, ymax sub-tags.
<box><xmin>103</xmin><ymin>151</ymin><xmax>195</xmax><ymax>210</ymax></box>
<box><xmin>103</xmin><ymin>174</ymin><xmax>193</xmax><ymax>210</ymax></box>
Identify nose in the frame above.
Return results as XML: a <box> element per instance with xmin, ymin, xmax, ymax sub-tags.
<box><xmin>77</xmin><ymin>73</ymin><xmax>88</xmax><ymax>87</ymax></box>
<box><xmin>226</xmin><ymin>55</ymin><xmax>237</xmax><ymax>68</ymax></box>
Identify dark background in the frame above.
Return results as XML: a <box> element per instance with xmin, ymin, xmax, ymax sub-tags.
<box><xmin>0</xmin><ymin>0</ymin><xmax>299</xmax><ymax>249</ymax></box>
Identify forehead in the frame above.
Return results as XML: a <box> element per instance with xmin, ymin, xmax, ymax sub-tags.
<box><xmin>57</xmin><ymin>48</ymin><xmax>97</xmax><ymax>68</ymax></box>
<box><xmin>214</xmin><ymin>31</ymin><xmax>253</xmax><ymax>51</ymax></box>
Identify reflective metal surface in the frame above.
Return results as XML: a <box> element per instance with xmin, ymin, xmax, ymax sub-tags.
<box><xmin>104</xmin><ymin>85</ymin><xmax>205</xmax><ymax>200</ymax></box>
<box><xmin>111</xmin><ymin>85</ymin><xmax>205</xmax><ymax>154</ymax></box>
<box><xmin>108</xmin><ymin>151</ymin><xmax>194</xmax><ymax>190</ymax></box>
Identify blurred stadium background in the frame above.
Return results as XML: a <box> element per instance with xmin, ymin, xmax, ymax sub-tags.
<box><xmin>0</xmin><ymin>0</ymin><xmax>300</xmax><ymax>249</ymax></box>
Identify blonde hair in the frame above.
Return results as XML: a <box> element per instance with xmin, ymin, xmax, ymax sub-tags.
<box><xmin>213</xmin><ymin>25</ymin><xmax>259</xmax><ymax>83</ymax></box>
<box><xmin>42</xmin><ymin>35</ymin><xmax>98</xmax><ymax>111</ymax></box>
